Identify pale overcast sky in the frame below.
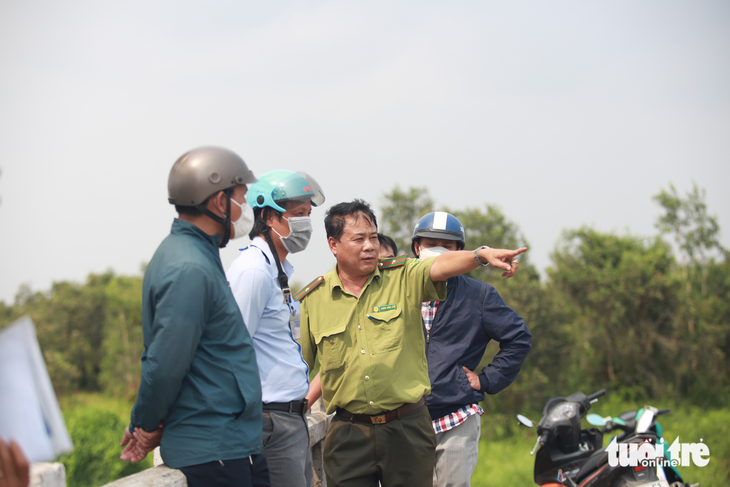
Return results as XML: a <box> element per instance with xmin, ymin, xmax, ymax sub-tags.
<box><xmin>1</xmin><ymin>1</ymin><xmax>728</xmax><ymax>303</ymax></box>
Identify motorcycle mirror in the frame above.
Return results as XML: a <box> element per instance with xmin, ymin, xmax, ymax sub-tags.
<box><xmin>586</xmin><ymin>414</ymin><xmax>606</xmax><ymax>426</ymax></box>
<box><xmin>516</xmin><ymin>414</ymin><xmax>535</xmax><ymax>428</ymax></box>
<box><xmin>636</xmin><ymin>409</ymin><xmax>654</xmax><ymax>433</ymax></box>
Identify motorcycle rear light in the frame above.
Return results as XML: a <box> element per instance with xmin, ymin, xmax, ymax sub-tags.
<box><xmin>634</xmin><ymin>465</ymin><xmax>645</xmax><ymax>472</ymax></box>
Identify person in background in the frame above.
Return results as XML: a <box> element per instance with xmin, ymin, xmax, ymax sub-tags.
<box><xmin>410</xmin><ymin>212</ymin><xmax>532</xmax><ymax>487</ymax></box>
<box><xmin>0</xmin><ymin>439</ymin><xmax>29</xmax><ymax>487</ymax></box>
<box><xmin>227</xmin><ymin>170</ymin><xmax>326</xmax><ymax>487</ymax></box>
<box><xmin>120</xmin><ymin>146</ymin><xmax>265</xmax><ymax>487</ymax></box>
<box><xmin>377</xmin><ymin>233</ymin><xmax>398</xmax><ymax>259</ymax></box>
<box><xmin>297</xmin><ymin>200</ymin><xmax>526</xmax><ymax>487</ymax></box>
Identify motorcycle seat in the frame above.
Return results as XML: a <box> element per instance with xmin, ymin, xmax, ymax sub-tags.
<box><xmin>573</xmin><ymin>448</ymin><xmax>609</xmax><ymax>484</ymax></box>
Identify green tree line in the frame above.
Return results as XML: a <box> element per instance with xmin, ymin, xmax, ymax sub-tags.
<box><xmin>0</xmin><ymin>272</ymin><xmax>149</xmax><ymax>485</ymax></box>
<box><xmin>1</xmin><ymin>183</ymin><xmax>727</xmax><ymax>411</ymax></box>
<box><xmin>380</xmin><ymin>183</ymin><xmax>730</xmax><ymax>422</ymax></box>
<box><xmin>0</xmin><ymin>272</ymin><xmax>144</xmax><ymax>401</ymax></box>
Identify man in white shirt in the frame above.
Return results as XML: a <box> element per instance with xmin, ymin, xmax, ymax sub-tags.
<box><xmin>226</xmin><ymin>170</ymin><xmax>324</xmax><ymax>487</ymax></box>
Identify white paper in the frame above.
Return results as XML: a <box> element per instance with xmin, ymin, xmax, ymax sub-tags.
<box><xmin>0</xmin><ymin>316</ymin><xmax>74</xmax><ymax>462</ymax></box>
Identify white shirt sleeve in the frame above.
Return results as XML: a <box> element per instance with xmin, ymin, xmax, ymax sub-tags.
<box><xmin>228</xmin><ymin>266</ymin><xmax>271</xmax><ymax>337</ymax></box>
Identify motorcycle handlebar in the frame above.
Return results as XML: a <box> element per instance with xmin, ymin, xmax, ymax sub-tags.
<box><xmin>530</xmin><ymin>432</ymin><xmax>550</xmax><ymax>455</ymax></box>
<box><xmin>586</xmin><ymin>389</ymin><xmax>606</xmax><ymax>402</ymax></box>
<box><xmin>657</xmin><ymin>408</ymin><xmax>671</xmax><ymax>415</ymax></box>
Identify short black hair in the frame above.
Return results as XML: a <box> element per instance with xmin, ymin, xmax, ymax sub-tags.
<box><xmin>174</xmin><ymin>189</ymin><xmax>229</xmax><ymax>217</ymax></box>
<box><xmin>175</xmin><ymin>205</ymin><xmax>203</xmax><ymax>217</ymax></box>
<box><xmin>325</xmin><ymin>199</ymin><xmax>378</xmax><ymax>241</ymax></box>
<box><xmin>377</xmin><ymin>233</ymin><xmax>398</xmax><ymax>256</ymax></box>
<box><xmin>249</xmin><ymin>206</ymin><xmax>283</xmax><ymax>240</ymax></box>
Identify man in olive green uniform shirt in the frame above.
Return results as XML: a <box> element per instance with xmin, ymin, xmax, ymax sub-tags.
<box><xmin>297</xmin><ymin>200</ymin><xmax>525</xmax><ymax>487</ymax></box>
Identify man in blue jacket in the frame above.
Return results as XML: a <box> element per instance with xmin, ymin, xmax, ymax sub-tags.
<box><xmin>120</xmin><ymin>147</ymin><xmax>265</xmax><ymax>487</ymax></box>
<box><xmin>411</xmin><ymin>212</ymin><xmax>532</xmax><ymax>487</ymax></box>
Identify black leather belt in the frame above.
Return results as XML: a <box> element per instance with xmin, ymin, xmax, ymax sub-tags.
<box><xmin>336</xmin><ymin>398</ymin><xmax>425</xmax><ymax>425</ymax></box>
<box><xmin>263</xmin><ymin>399</ymin><xmax>308</xmax><ymax>415</ymax></box>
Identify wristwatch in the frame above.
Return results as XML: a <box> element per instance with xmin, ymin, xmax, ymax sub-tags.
<box><xmin>474</xmin><ymin>246</ymin><xmax>490</xmax><ymax>267</ymax></box>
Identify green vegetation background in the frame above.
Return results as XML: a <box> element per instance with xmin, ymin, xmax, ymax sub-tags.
<box><xmin>56</xmin><ymin>394</ymin><xmax>153</xmax><ymax>487</ymax></box>
<box><xmin>474</xmin><ymin>395</ymin><xmax>730</xmax><ymax>485</ymax></box>
<box><xmin>1</xmin><ymin>183</ymin><xmax>728</xmax><ymax>484</ymax></box>
<box><xmin>47</xmin><ymin>392</ymin><xmax>730</xmax><ymax>485</ymax></box>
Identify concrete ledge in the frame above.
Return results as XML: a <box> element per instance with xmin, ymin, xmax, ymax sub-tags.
<box><xmin>307</xmin><ymin>398</ymin><xmax>334</xmax><ymax>487</ymax></box>
<box><xmin>30</xmin><ymin>463</ymin><xmax>66</xmax><ymax>487</ymax></box>
<box><xmin>307</xmin><ymin>396</ymin><xmax>333</xmax><ymax>447</ymax></box>
<box><xmin>101</xmin><ymin>465</ymin><xmax>187</xmax><ymax>487</ymax></box>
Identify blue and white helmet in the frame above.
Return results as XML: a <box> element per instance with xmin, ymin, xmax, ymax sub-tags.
<box><xmin>411</xmin><ymin>211</ymin><xmax>466</xmax><ymax>253</ymax></box>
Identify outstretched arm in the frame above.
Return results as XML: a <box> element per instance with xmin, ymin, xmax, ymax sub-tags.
<box><xmin>429</xmin><ymin>247</ymin><xmax>527</xmax><ymax>282</ymax></box>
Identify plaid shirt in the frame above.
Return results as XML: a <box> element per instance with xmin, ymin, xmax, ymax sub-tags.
<box><xmin>421</xmin><ymin>301</ymin><xmax>484</xmax><ymax>434</ymax></box>
<box><xmin>432</xmin><ymin>404</ymin><xmax>484</xmax><ymax>434</ymax></box>
<box><xmin>421</xmin><ymin>300</ymin><xmax>440</xmax><ymax>333</ymax></box>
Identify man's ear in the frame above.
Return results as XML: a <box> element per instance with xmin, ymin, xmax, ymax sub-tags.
<box><xmin>265</xmin><ymin>208</ymin><xmax>280</xmax><ymax>228</ymax></box>
<box><xmin>328</xmin><ymin>236</ymin><xmax>338</xmax><ymax>256</ymax></box>
<box><xmin>413</xmin><ymin>241</ymin><xmax>421</xmax><ymax>258</ymax></box>
<box><xmin>208</xmin><ymin>191</ymin><xmax>227</xmax><ymax>216</ymax></box>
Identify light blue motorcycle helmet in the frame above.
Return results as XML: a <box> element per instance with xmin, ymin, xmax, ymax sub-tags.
<box><xmin>411</xmin><ymin>211</ymin><xmax>466</xmax><ymax>255</ymax></box>
<box><xmin>247</xmin><ymin>170</ymin><xmax>325</xmax><ymax>212</ymax></box>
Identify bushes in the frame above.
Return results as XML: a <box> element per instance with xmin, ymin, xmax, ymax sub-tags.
<box><xmin>59</xmin><ymin>406</ymin><xmax>149</xmax><ymax>487</ymax></box>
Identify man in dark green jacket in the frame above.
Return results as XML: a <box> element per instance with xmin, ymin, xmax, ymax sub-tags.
<box><xmin>120</xmin><ymin>147</ymin><xmax>264</xmax><ymax>487</ymax></box>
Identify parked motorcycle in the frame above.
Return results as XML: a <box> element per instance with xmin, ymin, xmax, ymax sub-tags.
<box><xmin>586</xmin><ymin>405</ymin><xmax>696</xmax><ymax>487</ymax></box>
<box><xmin>517</xmin><ymin>389</ymin><xmax>686</xmax><ymax>487</ymax></box>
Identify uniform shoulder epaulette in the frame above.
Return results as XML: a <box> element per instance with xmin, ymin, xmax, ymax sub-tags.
<box><xmin>293</xmin><ymin>276</ymin><xmax>324</xmax><ymax>301</ymax></box>
<box><xmin>377</xmin><ymin>254</ymin><xmax>408</xmax><ymax>270</ymax></box>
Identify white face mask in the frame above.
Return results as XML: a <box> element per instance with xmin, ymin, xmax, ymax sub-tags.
<box><xmin>271</xmin><ymin>216</ymin><xmax>313</xmax><ymax>254</ymax></box>
<box><xmin>418</xmin><ymin>246</ymin><xmax>450</xmax><ymax>260</ymax></box>
<box><xmin>229</xmin><ymin>198</ymin><xmax>255</xmax><ymax>240</ymax></box>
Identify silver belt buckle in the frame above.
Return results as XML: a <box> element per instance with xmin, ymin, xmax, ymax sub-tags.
<box><xmin>371</xmin><ymin>414</ymin><xmax>386</xmax><ymax>424</ymax></box>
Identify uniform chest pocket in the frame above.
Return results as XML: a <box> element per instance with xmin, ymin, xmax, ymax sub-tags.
<box><xmin>314</xmin><ymin>323</ymin><xmax>348</xmax><ymax>372</ymax></box>
<box><xmin>367</xmin><ymin>308</ymin><xmax>403</xmax><ymax>354</ymax></box>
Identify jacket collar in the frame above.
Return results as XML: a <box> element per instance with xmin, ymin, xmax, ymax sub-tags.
<box><xmin>171</xmin><ymin>218</ymin><xmax>221</xmax><ymax>249</ymax></box>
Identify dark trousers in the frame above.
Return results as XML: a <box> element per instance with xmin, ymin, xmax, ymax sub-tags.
<box><xmin>324</xmin><ymin>405</ymin><xmax>437</xmax><ymax>487</ymax></box>
<box><xmin>179</xmin><ymin>454</ymin><xmax>270</xmax><ymax>487</ymax></box>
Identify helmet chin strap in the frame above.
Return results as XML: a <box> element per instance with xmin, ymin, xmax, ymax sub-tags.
<box><xmin>196</xmin><ymin>190</ymin><xmax>233</xmax><ymax>248</ymax></box>
<box><xmin>260</xmin><ymin>208</ymin><xmax>291</xmax><ymax>303</ymax></box>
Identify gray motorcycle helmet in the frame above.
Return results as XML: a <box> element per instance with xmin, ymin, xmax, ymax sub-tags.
<box><xmin>168</xmin><ymin>146</ymin><xmax>257</xmax><ymax>206</ymax></box>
